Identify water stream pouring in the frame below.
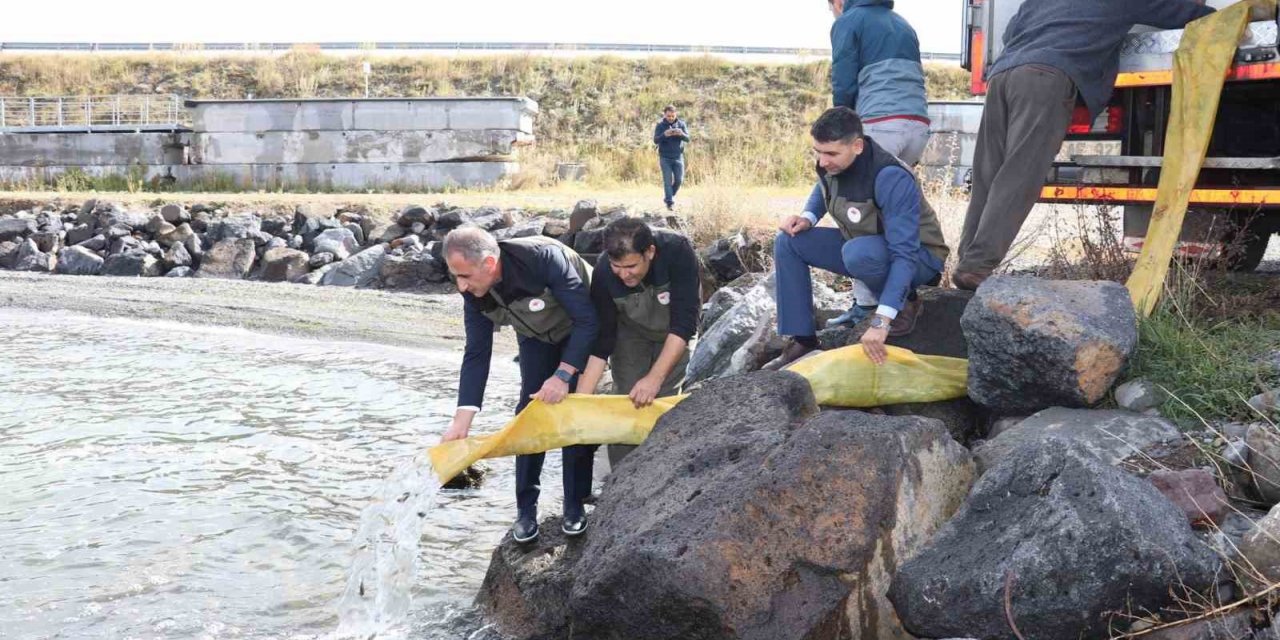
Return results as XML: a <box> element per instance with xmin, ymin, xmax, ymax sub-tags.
<box><xmin>334</xmin><ymin>453</ymin><xmax>442</xmax><ymax>638</ymax></box>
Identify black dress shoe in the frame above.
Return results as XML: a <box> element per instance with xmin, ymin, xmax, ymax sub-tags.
<box><xmin>512</xmin><ymin>516</ymin><xmax>539</xmax><ymax>543</ymax></box>
<box><xmin>562</xmin><ymin>513</ymin><xmax>588</xmax><ymax>537</ymax></box>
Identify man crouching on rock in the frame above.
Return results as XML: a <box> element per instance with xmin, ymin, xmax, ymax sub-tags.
<box><xmin>575</xmin><ymin>217</ymin><xmax>701</xmax><ymax>468</ymax></box>
<box><xmin>439</xmin><ymin>226</ymin><xmax>600</xmax><ymax>543</ymax></box>
<box><xmin>765</xmin><ymin>107</ymin><xmax>950</xmax><ymax>370</ymax></box>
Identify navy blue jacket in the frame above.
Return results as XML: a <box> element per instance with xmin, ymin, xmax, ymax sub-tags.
<box><xmin>653</xmin><ymin>119</ymin><xmax>690</xmax><ymax>159</ymax></box>
<box><xmin>990</xmin><ymin>0</ymin><xmax>1213</xmax><ymax>117</ymax></box>
<box><xmin>831</xmin><ymin>0</ymin><xmax>929</xmax><ymax>121</ymax></box>
<box><xmin>457</xmin><ymin>241</ymin><xmax>597</xmax><ymax>410</ymax></box>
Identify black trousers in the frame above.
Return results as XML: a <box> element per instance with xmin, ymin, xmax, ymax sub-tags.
<box><xmin>514</xmin><ymin>335</ymin><xmax>597</xmax><ymax>520</ymax></box>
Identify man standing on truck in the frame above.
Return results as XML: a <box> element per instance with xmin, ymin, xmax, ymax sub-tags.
<box><xmin>827</xmin><ymin>0</ymin><xmax>931</xmax><ymax>168</ymax></box>
<box><xmin>826</xmin><ymin>0</ymin><xmax>932</xmax><ymax>327</ymax></box>
<box><xmin>950</xmin><ymin>0</ymin><xmax>1216</xmax><ymax>291</ymax></box>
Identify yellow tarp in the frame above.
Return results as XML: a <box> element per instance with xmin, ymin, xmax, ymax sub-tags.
<box><xmin>427</xmin><ymin>345</ymin><xmax>969</xmax><ymax>483</ymax></box>
<box><xmin>784</xmin><ymin>345</ymin><xmax>969</xmax><ymax>408</ymax></box>
<box><xmin>1126</xmin><ymin>2</ymin><xmax>1258</xmax><ymax>316</ymax></box>
<box><xmin>429</xmin><ymin>395</ymin><xmax>687</xmax><ymax>484</ymax></box>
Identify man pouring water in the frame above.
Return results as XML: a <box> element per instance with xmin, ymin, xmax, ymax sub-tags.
<box><xmin>439</xmin><ymin>226</ymin><xmax>600</xmax><ymax>543</ymax></box>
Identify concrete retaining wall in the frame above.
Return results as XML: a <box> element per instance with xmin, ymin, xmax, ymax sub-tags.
<box><xmin>0</xmin><ymin>131</ymin><xmax>188</xmax><ymax>166</ymax></box>
<box><xmin>187</xmin><ymin>98</ymin><xmax>538</xmax><ymax>134</ymax></box>
<box><xmin>190</xmin><ymin>129</ymin><xmax>528</xmax><ymax>164</ymax></box>
<box><xmin>0</xmin><ymin>97</ymin><xmax>536</xmax><ymax>190</ymax></box>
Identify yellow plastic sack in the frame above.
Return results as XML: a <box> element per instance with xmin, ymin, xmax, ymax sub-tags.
<box><xmin>1127</xmin><ymin>2</ymin><xmax>1257</xmax><ymax>316</ymax></box>
<box><xmin>429</xmin><ymin>394</ymin><xmax>686</xmax><ymax>484</ymax></box>
<box><xmin>427</xmin><ymin>345</ymin><xmax>970</xmax><ymax>484</ymax></box>
<box><xmin>784</xmin><ymin>345</ymin><xmax>969</xmax><ymax>407</ymax></box>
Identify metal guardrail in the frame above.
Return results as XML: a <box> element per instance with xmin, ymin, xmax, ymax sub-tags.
<box><xmin>0</xmin><ymin>95</ymin><xmax>188</xmax><ymax>131</ymax></box>
<box><xmin>0</xmin><ymin>41</ymin><xmax>963</xmax><ymax>62</ymax></box>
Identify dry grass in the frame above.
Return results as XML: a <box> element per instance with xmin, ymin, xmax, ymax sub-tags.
<box><xmin>1041</xmin><ymin>203</ymin><xmax>1135</xmax><ymax>282</ymax></box>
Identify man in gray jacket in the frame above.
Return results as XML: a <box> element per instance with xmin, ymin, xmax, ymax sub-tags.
<box><xmin>825</xmin><ymin>0</ymin><xmax>933</xmax><ymax>327</ymax></box>
<box><xmin>950</xmin><ymin>0</ymin><xmax>1216</xmax><ymax>291</ymax></box>
<box><xmin>828</xmin><ymin>0</ymin><xmax>931</xmax><ymax>167</ymax></box>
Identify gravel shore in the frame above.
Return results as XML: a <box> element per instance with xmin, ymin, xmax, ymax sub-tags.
<box><xmin>0</xmin><ymin>271</ymin><xmax>513</xmax><ymax>354</ymax></box>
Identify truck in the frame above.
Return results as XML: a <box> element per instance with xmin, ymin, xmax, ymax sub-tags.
<box><xmin>961</xmin><ymin>0</ymin><xmax>1280</xmax><ymax>270</ymax></box>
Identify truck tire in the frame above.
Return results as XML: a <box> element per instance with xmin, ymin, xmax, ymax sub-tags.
<box><xmin>1125</xmin><ymin>205</ymin><xmax>1272</xmax><ymax>272</ymax></box>
<box><xmin>1222</xmin><ymin>223</ymin><xmax>1271</xmax><ymax>272</ymax></box>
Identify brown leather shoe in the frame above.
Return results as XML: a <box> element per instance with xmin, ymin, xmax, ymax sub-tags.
<box><xmin>950</xmin><ymin>270</ymin><xmax>990</xmax><ymax>292</ymax></box>
<box><xmin>763</xmin><ymin>340</ymin><xmax>818</xmax><ymax>371</ymax></box>
<box><xmin>888</xmin><ymin>297</ymin><xmax>922</xmax><ymax>337</ymax></box>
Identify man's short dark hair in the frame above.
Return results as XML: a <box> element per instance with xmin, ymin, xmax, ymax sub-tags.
<box><xmin>810</xmin><ymin>107</ymin><xmax>864</xmax><ymax>143</ymax></box>
<box><xmin>603</xmin><ymin>217</ymin><xmax>656</xmax><ymax>261</ymax></box>
<box><xmin>663</xmin><ymin>105</ymin><xmax>677</xmax><ymax>113</ymax></box>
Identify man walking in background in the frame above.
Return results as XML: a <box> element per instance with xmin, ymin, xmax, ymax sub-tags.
<box><xmin>828</xmin><ymin>0</ymin><xmax>931</xmax><ymax>167</ymax></box>
<box><xmin>950</xmin><ymin>0</ymin><xmax>1216</xmax><ymax>291</ymax></box>
<box><xmin>653</xmin><ymin>105</ymin><xmax>690</xmax><ymax>212</ymax></box>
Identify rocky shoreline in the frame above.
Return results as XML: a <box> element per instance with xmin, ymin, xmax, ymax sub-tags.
<box><xmin>0</xmin><ymin>198</ymin><xmax>759</xmax><ymax>295</ymax></box>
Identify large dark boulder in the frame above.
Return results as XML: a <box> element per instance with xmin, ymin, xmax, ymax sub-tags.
<box><xmin>206</xmin><ymin>214</ymin><xmax>261</xmax><ymax>241</ymax></box>
<box><xmin>12</xmin><ymin>238</ymin><xmax>55</xmax><ymax>272</ymax></box>
<box><xmin>561</xmin><ymin>372</ymin><xmax>975</xmax><ymax>640</ymax></box>
<box><xmin>396</xmin><ymin>204</ymin><xmax>437</xmax><ymax>229</ymax></box>
<box><xmin>961</xmin><ymin>276</ymin><xmax>1137</xmax><ymax>414</ymax></box>
<box><xmin>320</xmin><ymin>245</ymin><xmax>387</xmax><ymax>287</ymax></box>
<box><xmin>65</xmin><ymin>223</ymin><xmax>94</xmax><ymax>247</ymax></box>
<box><xmin>973</xmin><ymin>407</ymin><xmax>1182</xmax><ymax>474</ymax></box>
<box><xmin>568</xmin><ymin>200</ymin><xmax>598</xmax><ymax>233</ymax></box>
<box><xmin>433</xmin><ymin>209</ymin><xmax>473</xmax><ymax>238</ymax></box>
<box><xmin>494</xmin><ymin>218</ymin><xmax>547</xmax><ymax>241</ymax></box>
<box><xmin>572</xmin><ymin>227</ymin><xmax>606</xmax><ymax>255</ymax></box>
<box><xmin>889</xmin><ymin>439</ymin><xmax>1220</xmax><ymax>640</ymax></box>
<box><xmin>699</xmin><ymin>235</ymin><xmax>748</xmax><ymax>284</ymax></box>
<box><xmin>56</xmin><ymin>246</ymin><xmax>104</xmax><ymax>276</ymax></box>
<box><xmin>0</xmin><ymin>240</ymin><xmax>19</xmax><ymax>269</ymax></box>
<box><xmin>471</xmin><ymin>206</ymin><xmax>515</xmax><ymax>232</ymax></box>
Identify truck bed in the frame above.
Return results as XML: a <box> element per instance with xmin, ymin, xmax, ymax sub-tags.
<box><xmin>1119</xmin><ymin>21</ymin><xmax>1277</xmax><ymax>73</ymax></box>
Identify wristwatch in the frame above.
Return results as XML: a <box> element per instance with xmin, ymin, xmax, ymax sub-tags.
<box><xmin>553</xmin><ymin>368</ymin><xmax>574</xmax><ymax>383</ymax></box>
<box><xmin>869</xmin><ymin>315</ymin><xmax>890</xmax><ymax>330</ymax></box>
